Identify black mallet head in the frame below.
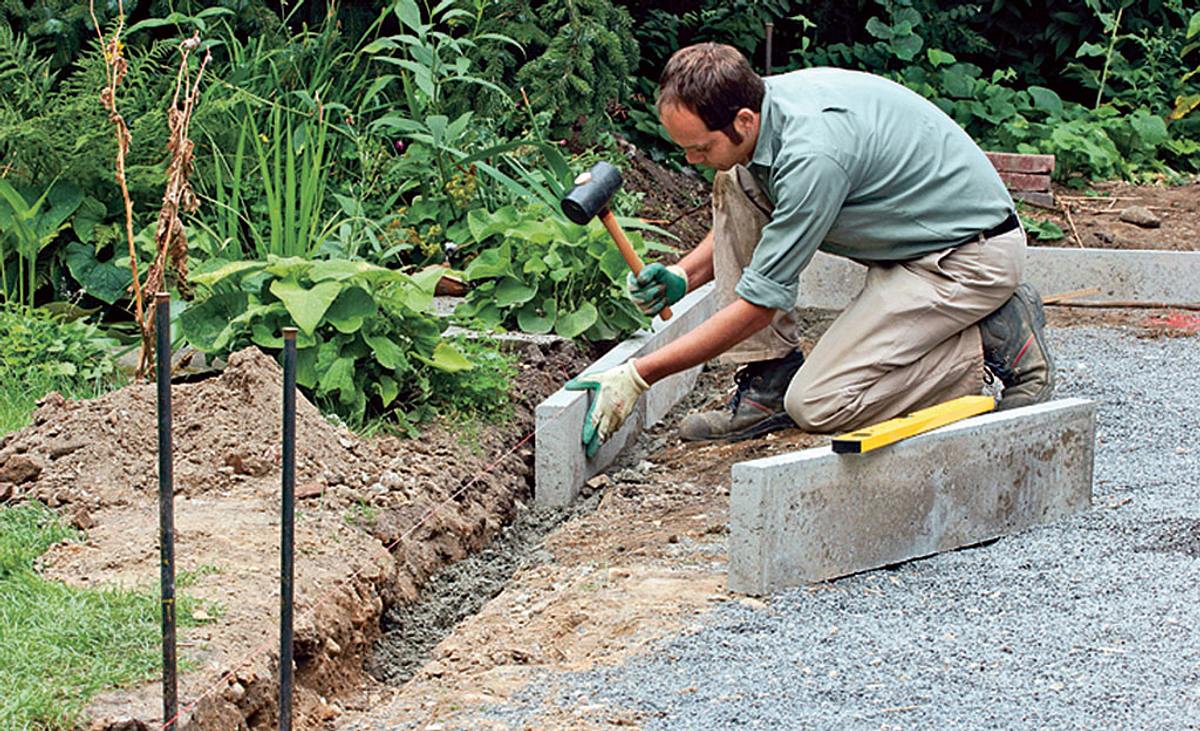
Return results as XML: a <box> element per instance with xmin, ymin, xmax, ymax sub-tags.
<box><xmin>560</xmin><ymin>161</ymin><xmax>623</xmax><ymax>225</ymax></box>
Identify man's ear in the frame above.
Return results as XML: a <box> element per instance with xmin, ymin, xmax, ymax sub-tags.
<box><xmin>734</xmin><ymin>108</ymin><xmax>758</xmax><ymax>138</ymax></box>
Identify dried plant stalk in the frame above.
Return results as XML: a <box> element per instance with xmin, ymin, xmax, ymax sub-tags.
<box><xmin>137</xmin><ymin>33</ymin><xmax>210</xmax><ymax>375</ymax></box>
<box><xmin>90</xmin><ymin>0</ymin><xmax>145</xmax><ymax>359</ymax></box>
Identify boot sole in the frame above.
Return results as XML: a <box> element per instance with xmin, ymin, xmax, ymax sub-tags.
<box><xmin>679</xmin><ymin>412</ymin><xmax>797</xmax><ymax>444</ymax></box>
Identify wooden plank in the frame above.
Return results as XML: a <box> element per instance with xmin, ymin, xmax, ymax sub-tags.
<box><xmin>986</xmin><ymin>151</ymin><xmax>1056</xmax><ymax>174</ymax></box>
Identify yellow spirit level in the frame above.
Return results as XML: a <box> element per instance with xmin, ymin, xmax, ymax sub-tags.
<box><xmin>831</xmin><ymin>395</ymin><xmax>997</xmax><ymax>454</ymax></box>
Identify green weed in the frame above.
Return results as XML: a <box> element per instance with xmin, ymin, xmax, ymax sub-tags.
<box><xmin>0</xmin><ymin>304</ymin><xmax>123</xmax><ymax>436</ymax></box>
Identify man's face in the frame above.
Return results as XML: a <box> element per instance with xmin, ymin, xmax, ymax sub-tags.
<box><xmin>659</xmin><ymin>103</ymin><xmax>758</xmax><ymax>171</ymax></box>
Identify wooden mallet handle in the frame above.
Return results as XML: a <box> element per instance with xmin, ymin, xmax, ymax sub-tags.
<box><xmin>599</xmin><ymin>210</ymin><xmax>673</xmax><ymax>320</ymax></box>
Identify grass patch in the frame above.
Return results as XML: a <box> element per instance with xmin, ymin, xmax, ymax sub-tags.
<box><xmin>0</xmin><ymin>503</ymin><xmax>207</xmax><ymax>729</ymax></box>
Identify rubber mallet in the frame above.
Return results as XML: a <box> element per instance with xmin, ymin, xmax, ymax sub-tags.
<box><xmin>560</xmin><ymin>161</ymin><xmax>673</xmax><ymax>320</ymax></box>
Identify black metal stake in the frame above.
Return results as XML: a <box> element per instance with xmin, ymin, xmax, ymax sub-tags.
<box><xmin>155</xmin><ymin>292</ymin><xmax>178</xmax><ymax>729</ymax></box>
<box><xmin>765</xmin><ymin>21</ymin><xmax>775</xmax><ymax>75</ymax></box>
<box><xmin>279</xmin><ymin>327</ymin><xmax>297</xmax><ymax>731</ymax></box>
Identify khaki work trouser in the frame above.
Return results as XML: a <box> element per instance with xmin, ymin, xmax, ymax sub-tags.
<box><xmin>712</xmin><ymin>165</ymin><xmax>1026</xmax><ymax>433</ymax></box>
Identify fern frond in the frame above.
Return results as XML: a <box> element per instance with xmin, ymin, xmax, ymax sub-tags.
<box><xmin>0</xmin><ymin>24</ymin><xmax>57</xmax><ymax>114</ymax></box>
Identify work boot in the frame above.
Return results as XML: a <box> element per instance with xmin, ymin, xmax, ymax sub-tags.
<box><xmin>679</xmin><ymin>349</ymin><xmax>805</xmax><ymax>442</ymax></box>
<box><xmin>980</xmin><ymin>283</ymin><xmax>1056</xmax><ymax>410</ymax></box>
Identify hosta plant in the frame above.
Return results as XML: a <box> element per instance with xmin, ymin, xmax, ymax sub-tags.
<box><xmin>180</xmin><ymin>256</ymin><xmax>485</xmax><ymax>422</ymax></box>
<box><xmin>455</xmin><ymin>204</ymin><xmax>667</xmax><ymax>342</ymax></box>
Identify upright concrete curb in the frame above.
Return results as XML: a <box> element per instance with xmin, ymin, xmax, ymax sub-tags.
<box><xmin>729</xmin><ymin>398</ymin><xmax>1097</xmax><ymax>595</ymax></box>
<box><xmin>797</xmin><ymin>248</ymin><xmax>1200</xmax><ymax>309</ymax></box>
<box><xmin>534</xmin><ymin>284</ymin><xmax>718</xmax><ymax>507</ymax></box>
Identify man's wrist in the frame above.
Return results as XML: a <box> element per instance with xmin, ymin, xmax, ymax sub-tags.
<box><xmin>629</xmin><ymin>358</ymin><xmax>651</xmax><ymax>390</ymax></box>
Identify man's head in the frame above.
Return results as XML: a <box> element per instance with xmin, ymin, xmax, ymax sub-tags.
<box><xmin>657</xmin><ymin>43</ymin><xmax>764</xmax><ymax>171</ymax></box>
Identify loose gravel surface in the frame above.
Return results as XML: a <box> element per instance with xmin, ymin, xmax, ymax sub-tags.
<box><xmin>485</xmin><ymin>326</ymin><xmax>1200</xmax><ymax>729</ymax></box>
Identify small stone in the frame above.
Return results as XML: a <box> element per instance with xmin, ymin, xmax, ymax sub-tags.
<box><xmin>47</xmin><ymin>440</ymin><xmax>85</xmax><ymax>459</ymax></box>
<box><xmin>738</xmin><ymin>597</ymin><xmax>768</xmax><ymax>610</ymax></box>
<box><xmin>296</xmin><ymin>482</ymin><xmax>325</xmax><ymax>500</ymax></box>
<box><xmin>586</xmin><ymin>474</ymin><xmax>611</xmax><ymax>490</ymax></box>
<box><xmin>667</xmin><ymin>534</ymin><xmax>680</xmax><ymax>544</ymax></box>
<box><xmin>424</xmin><ymin>660</ymin><xmax>446</xmax><ymax>677</ymax></box>
<box><xmin>71</xmin><ymin>507</ymin><xmax>95</xmax><ymax>530</ymax></box>
<box><xmin>325</xmin><ymin>637</ymin><xmax>342</xmax><ymax>655</ymax></box>
<box><xmin>223</xmin><ymin>451</ymin><xmax>271</xmax><ymax>477</ymax></box>
<box><xmin>222</xmin><ymin>681</ymin><xmax>246</xmax><ymax>702</ymax></box>
<box><xmin>1119</xmin><ymin>205</ymin><xmax>1161</xmax><ymax>228</ymax></box>
<box><xmin>0</xmin><ymin>454</ymin><xmax>42</xmax><ymax>484</ymax></box>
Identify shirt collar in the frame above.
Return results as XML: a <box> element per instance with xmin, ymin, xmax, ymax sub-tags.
<box><xmin>749</xmin><ymin>77</ymin><xmax>778</xmax><ymax>168</ymax></box>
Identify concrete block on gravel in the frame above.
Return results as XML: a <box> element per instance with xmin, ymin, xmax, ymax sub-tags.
<box><xmin>797</xmin><ymin>248</ymin><xmax>1200</xmax><ymax>310</ymax></box>
<box><xmin>728</xmin><ymin>398</ymin><xmax>1097</xmax><ymax>594</ymax></box>
<box><xmin>535</xmin><ymin>284</ymin><xmax>718</xmax><ymax>507</ymax></box>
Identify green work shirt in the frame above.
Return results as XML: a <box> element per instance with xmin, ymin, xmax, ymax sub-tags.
<box><xmin>736</xmin><ymin>67</ymin><xmax>1014</xmax><ymax>311</ymax></box>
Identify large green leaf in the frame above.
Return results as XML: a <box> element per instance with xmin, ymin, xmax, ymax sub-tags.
<box><xmin>365</xmin><ymin>332</ymin><xmax>407</xmax><ymax>369</ymax></box>
<box><xmin>425</xmin><ymin>341</ymin><xmax>474</xmax><ymax>372</ymax></box>
<box><xmin>494</xmin><ymin>277</ymin><xmax>537</xmax><ymax>307</ymax></box>
<box><xmin>325</xmin><ymin>286</ymin><xmax>378</xmax><ymax>334</ymax></box>
<box><xmin>73</xmin><ymin>197</ymin><xmax>106</xmax><ymax>245</ymax></box>
<box><xmin>269</xmin><ymin>278</ymin><xmax>343</xmax><ymax>335</ymax></box>
<box><xmin>64</xmin><ymin>242</ymin><xmax>132</xmax><ymax>305</ymax></box>
<box><xmin>319</xmin><ymin>355</ymin><xmax>357</xmax><ymax>404</ymax></box>
<box><xmin>377</xmin><ymin>375</ymin><xmax>400</xmax><ymax>407</ymax></box>
<box><xmin>1027</xmin><ymin>86</ymin><xmax>1063</xmax><ymax>116</ymax></box>
<box><xmin>308</xmin><ymin>259</ymin><xmax>383</xmax><ymax>282</ymax></box>
<box><xmin>555</xmin><ymin>302</ymin><xmax>598</xmax><ymax>339</ymax></box>
<box><xmin>295</xmin><ymin>346</ymin><xmax>318</xmax><ymax>389</ymax></box>
<box><xmin>464</xmin><ymin>245</ymin><xmax>513</xmax><ymax>280</ymax></box>
<box><xmin>516</xmin><ymin>298</ymin><xmax>556</xmax><ymax>334</ymax></box>
<box><xmin>190</xmin><ymin>259</ymin><xmax>267</xmax><ymax>287</ymax></box>
<box><xmin>179</xmin><ymin>291</ymin><xmax>250</xmax><ymax>351</ymax></box>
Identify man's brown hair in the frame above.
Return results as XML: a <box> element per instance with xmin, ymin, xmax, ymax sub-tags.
<box><xmin>657</xmin><ymin>43</ymin><xmax>765</xmax><ymax>145</ymax></box>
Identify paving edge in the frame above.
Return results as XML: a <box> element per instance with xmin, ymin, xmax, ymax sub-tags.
<box><xmin>534</xmin><ymin>284</ymin><xmax>718</xmax><ymax>507</ymax></box>
<box><xmin>796</xmin><ymin>248</ymin><xmax>1200</xmax><ymax>310</ymax></box>
<box><xmin>729</xmin><ymin>398</ymin><xmax>1097</xmax><ymax>595</ymax></box>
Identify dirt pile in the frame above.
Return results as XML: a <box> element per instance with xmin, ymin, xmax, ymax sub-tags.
<box><xmin>0</xmin><ymin>347</ymin><xmax>367</xmax><ymax>518</ymax></box>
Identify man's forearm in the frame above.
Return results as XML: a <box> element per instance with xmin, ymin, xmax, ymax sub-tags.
<box><xmin>633</xmin><ymin>297</ymin><xmax>775</xmax><ymax>385</ymax></box>
<box><xmin>676</xmin><ymin>229</ymin><xmax>715</xmax><ymax>290</ymax></box>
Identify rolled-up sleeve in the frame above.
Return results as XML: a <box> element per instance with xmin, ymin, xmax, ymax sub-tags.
<box><xmin>734</xmin><ymin>153</ymin><xmax>850</xmax><ymax>310</ymax></box>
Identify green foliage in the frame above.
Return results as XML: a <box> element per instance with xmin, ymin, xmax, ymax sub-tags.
<box><xmin>782</xmin><ymin>0</ymin><xmax>1200</xmax><ymax>181</ymax></box>
<box><xmin>0</xmin><ymin>502</ymin><xmax>210</xmax><ymax>728</ymax></box>
<box><xmin>0</xmin><ymin>304</ymin><xmax>121</xmax><ymax>434</ymax></box>
<box><xmin>1020</xmin><ymin>215</ymin><xmax>1065</xmax><ymax>242</ymax></box>
<box><xmin>0</xmin><ymin>179</ymin><xmax>83</xmax><ymax>308</ymax></box>
<box><xmin>0</xmin><ymin>30</ymin><xmax>179</xmax><ymax>212</ymax></box>
<box><xmin>512</xmin><ymin>0</ymin><xmax>640</xmax><ymax>139</ymax></box>
<box><xmin>247</xmin><ymin>104</ymin><xmax>336</xmax><ymax>257</ymax></box>
<box><xmin>456</xmin><ymin>204</ymin><xmax>656</xmax><ymax>341</ymax></box>
<box><xmin>179</xmin><ymin>256</ymin><xmax>507</xmax><ymax>423</ymax></box>
<box><xmin>429</xmin><ymin>335</ymin><xmax>517</xmax><ymax>418</ymax></box>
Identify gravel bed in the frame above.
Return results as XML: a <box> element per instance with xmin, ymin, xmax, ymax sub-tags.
<box><xmin>486</xmin><ymin>326</ymin><xmax>1200</xmax><ymax>729</ymax></box>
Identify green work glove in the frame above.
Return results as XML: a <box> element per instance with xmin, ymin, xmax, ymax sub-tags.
<box><xmin>564</xmin><ymin>361</ymin><xmax>649</xmax><ymax>458</ymax></box>
<box><xmin>626</xmin><ymin>263</ymin><xmax>688</xmax><ymax>316</ymax></box>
